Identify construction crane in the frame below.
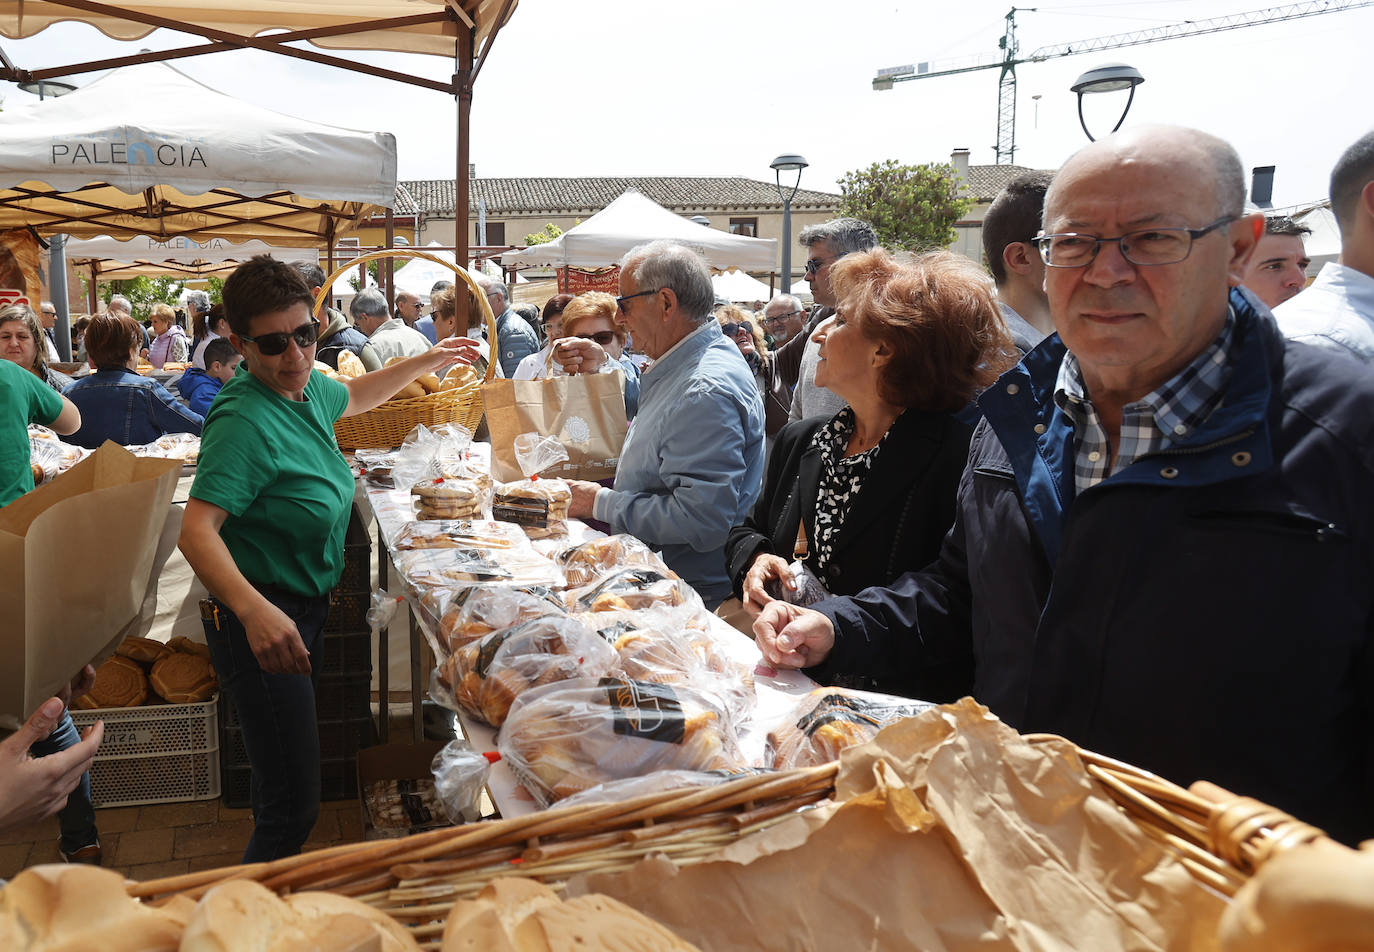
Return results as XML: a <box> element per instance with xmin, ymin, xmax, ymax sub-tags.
<box><xmin>874</xmin><ymin>1</ymin><xmax>1374</xmax><ymax>165</ymax></box>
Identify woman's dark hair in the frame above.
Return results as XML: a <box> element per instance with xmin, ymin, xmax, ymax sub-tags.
<box><xmin>85</xmin><ymin>314</ymin><xmax>142</xmax><ymax>368</ymax></box>
<box><xmin>222</xmin><ymin>255</ymin><xmax>315</xmax><ymax>336</ymax></box>
<box><xmin>830</xmin><ymin>248</ymin><xmax>1018</xmax><ymax>413</ymax></box>
<box><xmin>207</xmin><ymin>303</ymin><xmax>230</xmax><ymax>335</ymax></box>
<box><xmin>541</xmin><ymin>293</ymin><xmax>574</xmax><ymax>326</ymax></box>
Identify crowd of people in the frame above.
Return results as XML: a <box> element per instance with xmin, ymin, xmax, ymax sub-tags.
<box><xmin>4</xmin><ymin>121</ymin><xmax>1373</xmax><ymax>871</ymax></box>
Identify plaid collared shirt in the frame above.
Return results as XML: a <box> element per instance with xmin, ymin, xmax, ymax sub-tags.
<box><xmin>1054</xmin><ymin>308</ymin><xmax>1238</xmax><ymax>494</ymax></box>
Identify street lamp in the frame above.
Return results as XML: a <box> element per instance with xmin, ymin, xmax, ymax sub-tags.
<box><xmin>1071</xmin><ymin>63</ymin><xmax>1144</xmax><ymax>142</ymax></box>
<box><xmin>770</xmin><ymin>153</ymin><xmax>808</xmax><ymax>293</ymax></box>
<box><xmin>17</xmin><ymin>79</ymin><xmax>78</xmax><ymax>100</ymax></box>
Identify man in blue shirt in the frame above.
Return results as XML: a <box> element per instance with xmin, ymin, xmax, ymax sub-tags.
<box><xmin>565</xmin><ymin>240</ymin><xmax>764</xmax><ymax>608</ymax></box>
<box><xmin>475</xmin><ymin>273</ymin><xmax>537</xmax><ymax>377</ymax></box>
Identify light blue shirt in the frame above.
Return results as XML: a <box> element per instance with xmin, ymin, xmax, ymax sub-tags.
<box><xmin>414</xmin><ymin>314</ymin><xmax>439</xmax><ymax>345</ymax></box>
<box><xmin>594</xmin><ymin>320</ymin><xmax>764</xmax><ymax>607</ymax></box>
<box><xmin>1274</xmin><ymin>262</ymin><xmax>1374</xmax><ymax>365</ymax></box>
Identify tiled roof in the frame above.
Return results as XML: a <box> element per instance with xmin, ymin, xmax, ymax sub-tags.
<box><xmin>395</xmin><ymin>176</ymin><xmax>841</xmax><ymax>216</ymax></box>
<box><xmin>962</xmin><ymin>164</ymin><xmax>1052</xmax><ymax>203</ymax></box>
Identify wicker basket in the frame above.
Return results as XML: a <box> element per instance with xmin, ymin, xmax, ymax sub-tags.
<box><xmin>129</xmin><ymin>738</ymin><xmax>1330</xmax><ymax>948</ymax></box>
<box><xmin>320</xmin><ymin>249</ymin><xmax>498</xmax><ymax>449</ymax></box>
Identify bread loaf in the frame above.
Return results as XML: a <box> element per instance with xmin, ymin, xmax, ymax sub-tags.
<box><xmin>440</xmin><ymin>365</ymin><xmax>480</xmax><ymax>390</ymax></box>
<box><xmin>337</xmin><ymin>350</ymin><xmax>367</xmax><ymax>379</ymax></box>
<box><xmin>391</xmin><ymin>380</ymin><xmax>427</xmax><ymax>400</ymax></box>
<box><xmin>168</xmin><ymin>635</ymin><xmax>212</xmax><ymax>659</ymax></box>
<box><xmin>149</xmin><ymin>652</ymin><xmax>217</xmax><ymax>704</ymax></box>
<box><xmin>86</xmin><ymin>654</ymin><xmax>148</xmax><ymax>708</ymax></box>
<box><xmin>285</xmin><ymin>892</ymin><xmax>421</xmax><ymax>952</ymax></box>
<box><xmin>417</xmin><ymin>372</ymin><xmax>443</xmax><ymax>393</ymax></box>
<box><xmin>0</xmin><ymin>864</ymin><xmax>184</xmax><ymax>952</ymax></box>
<box><xmin>116</xmin><ymin>636</ymin><xmax>172</xmax><ymax>664</ymax></box>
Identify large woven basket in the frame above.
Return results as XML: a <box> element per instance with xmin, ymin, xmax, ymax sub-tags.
<box><xmin>319</xmin><ymin>249</ymin><xmax>498</xmax><ymax>449</ymax></box>
<box><xmin>130</xmin><ymin>738</ymin><xmax>1330</xmax><ymax>949</ymax></box>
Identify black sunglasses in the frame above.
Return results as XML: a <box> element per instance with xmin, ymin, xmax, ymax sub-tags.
<box><xmin>577</xmin><ymin>330</ymin><xmax>618</xmax><ymax>346</ymax></box>
<box><xmin>721</xmin><ymin>321</ymin><xmax>754</xmax><ymax>338</ymax></box>
<box><xmin>239</xmin><ymin>320</ymin><xmax>319</xmax><ymax>356</ymax></box>
<box><xmin>804</xmin><ymin>257</ymin><xmax>834</xmax><ymax>275</ymax></box>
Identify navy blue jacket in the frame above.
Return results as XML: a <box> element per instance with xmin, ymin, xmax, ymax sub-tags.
<box><xmin>176</xmin><ymin>367</ymin><xmax>222</xmax><ymax>417</ymax></box>
<box><xmin>814</xmin><ymin>290</ymin><xmax>1374</xmax><ymax>844</ymax></box>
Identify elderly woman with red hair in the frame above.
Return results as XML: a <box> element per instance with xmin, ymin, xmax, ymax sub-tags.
<box><xmin>725</xmin><ymin>249</ymin><xmax>1017</xmax><ymax>638</ymax></box>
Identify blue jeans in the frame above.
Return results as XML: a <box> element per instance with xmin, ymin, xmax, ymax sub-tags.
<box><xmin>203</xmin><ymin>588</ymin><xmax>329</xmax><ymax>864</ymax></box>
<box><xmin>30</xmin><ymin>712</ymin><xmax>98</xmax><ymax>855</ymax></box>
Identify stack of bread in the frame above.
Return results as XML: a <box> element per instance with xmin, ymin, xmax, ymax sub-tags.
<box><xmin>410</xmin><ymin>478</ymin><xmax>484</xmax><ymax>521</ymax></box>
<box><xmin>493</xmin><ymin>479</ymin><xmax>571</xmax><ymax>540</ymax></box>
<box><xmin>74</xmin><ymin>636</ymin><xmax>216</xmax><ymax>709</ymax></box>
<box><xmin>318</xmin><ymin>353</ymin><xmax>476</xmax><ymax>402</ymax></box>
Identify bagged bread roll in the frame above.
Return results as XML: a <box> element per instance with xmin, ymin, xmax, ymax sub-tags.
<box><xmin>441</xmin><ymin>878</ymin><xmax>702</xmax><ymax>952</ymax></box>
<box><xmin>394</xmin><ymin>517</ymin><xmax>525</xmax><ymax>551</ymax></box>
<box><xmin>425</xmin><ymin>585</ymin><xmax>569</xmax><ymax>653</ymax></box>
<box><xmin>149</xmin><ymin>652</ymin><xmax>218</xmax><ymax>703</ymax></box>
<box><xmin>409</xmin><ymin>478</ymin><xmax>485</xmax><ymax>522</ymax></box>
<box><xmin>493</xmin><ymin>479</ymin><xmax>571</xmax><ymax>540</ymax></box>
<box><xmin>0</xmin><ymin>864</ymin><xmax>185</xmax><ymax>952</ymax></box>
<box><xmin>564</xmin><ymin>568</ymin><xmax>701</xmax><ymax>614</ymax></box>
<box><xmin>440</xmin><ymin>615</ymin><xmax>616</xmax><ymax>726</ymax></box>
<box><xmin>500</xmin><ymin>678</ymin><xmax>743</xmax><ymax>806</ymax></box>
<box><xmin>76</xmin><ymin>654</ymin><xmax>149</xmax><ymax>709</ymax></box>
<box><xmin>766</xmin><ymin>686</ymin><xmax>935</xmax><ymax>770</ymax></box>
<box><xmin>552</xmin><ymin>534</ymin><xmax>676</xmax><ymax>588</ymax></box>
<box><xmin>398</xmin><ymin>546</ymin><xmax>564</xmax><ymax>592</ymax></box>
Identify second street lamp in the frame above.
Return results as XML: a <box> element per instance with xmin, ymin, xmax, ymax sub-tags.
<box><xmin>770</xmin><ymin>153</ymin><xmax>808</xmax><ymax>293</ymax></box>
<box><xmin>1071</xmin><ymin>63</ymin><xmax>1145</xmax><ymax>142</ymax></box>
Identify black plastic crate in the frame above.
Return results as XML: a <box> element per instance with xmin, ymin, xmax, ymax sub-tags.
<box><xmin>222</xmin><ymin>716</ymin><xmax>373</xmax><ymax>768</ymax></box>
<box><xmin>222</xmin><ymin>756</ymin><xmax>359</xmax><ymax>808</ymax></box>
<box><xmin>316</xmin><ymin>672</ymin><xmax>373</xmax><ymax>723</ymax></box>
<box><xmin>316</xmin><ymin>628</ymin><xmax>371</xmax><ymax>677</ymax></box>
<box><xmin>338</xmin><ymin>510</ymin><xmax>372</xmax><ymax>592</ymax></box>
<box><xmin>323</xmin><ymin>589</ymin><xmax>370</xmax><ymax>634</ymax></box>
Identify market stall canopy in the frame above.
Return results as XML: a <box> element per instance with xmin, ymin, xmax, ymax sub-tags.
<box><xmin>0</xmin><ymin>60</ymin><xmax>396</xmax><ymax>246</ymax></box>
<box><xmin>500</xmin><ymin>190</ymin><xmax>779</xmax><ymax>273</ymax></box>
<box><xmin>712</xmin><ymin>269</ymin><xmax>773</xmax><ymax>304</ymax></box>
<box><xmin>0</xmin><ymin>0</ymin><xmax>516</xmax><ymax>66</ymax></box>
<box><xmin>64</xmin><ymin>234</ymin><xmax>319</xmax><ymax>278</ymax></box>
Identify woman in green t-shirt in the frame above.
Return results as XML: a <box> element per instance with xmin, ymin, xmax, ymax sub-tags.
<box><xmin>178</xmin><ymin>256</ymin><xmax>478</xmax><ymax>863</ymax></box>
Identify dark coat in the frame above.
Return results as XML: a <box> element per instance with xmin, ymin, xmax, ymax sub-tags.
<box><xmin>725</xmin><ymin>408</ymin><xmax>973</xmax><ymax>602</ymax></box>
<box><xmin>813</xmin><ymin>290</ymin><xmax>1374</xmax><ymax>845</ymax></box>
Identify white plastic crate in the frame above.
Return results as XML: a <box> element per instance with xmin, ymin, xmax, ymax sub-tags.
<box><xmin>69</xmin><ymin>695</ymin><xmax>220</xmax><ymax>807</ymax></box>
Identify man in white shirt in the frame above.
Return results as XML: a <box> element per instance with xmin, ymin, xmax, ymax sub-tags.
<box><xmin>38</xmin><ymin>301</ymin><xmax>60</xmax><ymax>361</ymax></box>
<box><xmin>1275</xmin><ymin>129</ymin><xmax>1374</xmax><ymax>362</ymax></box>
<box><xmin>351</xmin><ymin>288</ymin><xmax>432</xmax><ymax>364</ymax></box>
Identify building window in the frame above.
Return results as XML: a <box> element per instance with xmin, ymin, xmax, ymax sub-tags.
<box><xmin>476</xmin><ymin>221</ymin><xmax>506</xmax><ymax>246</ymax></box>
<box><xmin>729</xmin><ymin>217</ymin><xmax>758</xmax><ymax>237</ymax></box>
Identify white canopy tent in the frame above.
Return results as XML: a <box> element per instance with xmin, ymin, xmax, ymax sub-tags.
<box><xmin>0</xmin><ymin>60</ymin><xmax>396</xmax><ymax>246</ymax></box>
<box><xmin>712</xmin><ymin>269</ymin><xmax>773</xmax><ymax>304</ymax></box>
<box><xmin>501</xmin><ymin>190</ymin><xmax>778</xmax><ymax>273</ymax></box>
<box><xmin>63</xmin><ymin>235</ymin><xmax>318</xmax><ymax>279</ymax></box>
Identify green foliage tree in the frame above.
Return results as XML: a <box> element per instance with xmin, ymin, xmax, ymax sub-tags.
<box><xmin>524</xmin><ymin>223</ymin><xmax>563</xmax><ymax>246</ymax></box>
<box><xmin>100</xmin><ymin>276</ymin><xmax>186</xmax><ymax>320</ymax></box>
<box><xmin>204</xmin><ymin>277</ymin><xmax>224</xmax><ymax>305</ymax></box>
<box><xmin>838</xmin><ymin>160</ymin><xmax>971</xmax><ymax>252</ymax></box>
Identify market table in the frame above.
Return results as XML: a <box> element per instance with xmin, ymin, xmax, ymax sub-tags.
<box><xmin>356</xmin><ymin>453</ymin><xmax>817</xmax><ymax>818</ymax></box>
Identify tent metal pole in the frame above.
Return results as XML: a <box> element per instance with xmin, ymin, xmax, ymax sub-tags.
<box><xmin>456</xmin><ymin>25</ymin><xmax>473</xmax><ymax>269</ymax></box>
<box><xmin>385</xmin><ymin>208</ymin><xmax>395</xmax><ymax>309</ymax></box>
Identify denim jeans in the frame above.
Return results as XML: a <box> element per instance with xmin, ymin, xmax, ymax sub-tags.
<box><xmin>202</xmin><ymin>588</ymin><xmax>329</xmax><ymax>864</ymax></box>
<box><xmin>29</xmin><ymin>712</ymin><xmax>98</xmax><ymax>855</ymax></box>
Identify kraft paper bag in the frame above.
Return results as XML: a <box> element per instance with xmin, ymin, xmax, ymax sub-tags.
<box><xmin>483</xmin><ymin>369</ymin><xmax>628</xmax><ymax>483</ymax></box>
<box><xmin>0</xmin><ymin>441</ymin><xmax>180</xmax><ymax>727</ymax></box>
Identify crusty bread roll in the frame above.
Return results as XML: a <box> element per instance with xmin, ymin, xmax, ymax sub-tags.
<box><xmin>87</xmin><ymin>654</ymin><xmax>149</xmax><ymax>708</ymax></box>
<box><xmin>0</xmin><ymin>864</ymin><xmax>184</xmax><ymax>952</ymax></box>
<box><xmin>149</xmin><ymin>652</ymin><xmax>217</xmax><ymax>704</ymax></box>
<box><xmin>168</xmin><ymin>635</ymin><xmax>212</xmax><ymax>660</ymax></box>
<box><xmin>417</xmin><ymin>372</ymin><xmax>443</xmax><ymax>393</ymax></box>
<box><xmin>116</xmin><ymin>636</ymin><xmax>173</xmax><ymax>665</ymax></box>
<box><xmin>440</xmin><ymin>879</ymin><xmax>701</xmax><ymax>952</ymax></box>
<box><xmin>441</xmin><ymin>365</ymin><xmax>480</xmax><ymax>390</ymax></box>
<box><xmin>384</xmin><ymin>355</ymin><xmax>408</xmax><ymax>368</ymax></box>
<box><xmin>337</xmin><ymin>351</ymin><xmax>367</xmax><ymax>379</ymax></box>
<box><xmin>285</xmin><ymin>892</ymin><xmax>420</xmax><ymax>952</ymax></box>
<box><xmin>180</xmin><ymin>880</ymin><xmax>304</xmax><ymax>952</ymax></box>
<box><xmin>391</xmin><ymin>380</ymin><xmax>427</xmax><ymax>400</ymax></box>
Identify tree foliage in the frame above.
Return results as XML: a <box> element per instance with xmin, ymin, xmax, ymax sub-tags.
<box><xmin>838</xmin><ymin>160</ymin><xmax>971</xmax><ymax>252</ymax></box>
<box><xmin>101</xmin><ymin>276</ymin><xmax>185</xmax><ymax>319</ymax></box>
<box><xmin>524</xmin><ymin>223</ymin><xmax>563</xmax><ymax>246</ymax></box>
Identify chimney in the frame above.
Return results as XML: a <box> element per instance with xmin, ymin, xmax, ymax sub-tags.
<box><xmin>469</xmin><ymin>163</ymin><xmax>477</xmax><ymax>179</ymax></box>
<box><xmin>950</xmin><ymin>148</ymin><xmax>970</xmax><ymax>181</ymax></box>
<box><xmin>1250</xmin><ymin>166</ymin><xmax>1275</xmax><ymax>209</ymax></box>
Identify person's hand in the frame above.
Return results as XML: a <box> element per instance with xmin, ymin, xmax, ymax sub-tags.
<box><xmin>427</xmin><ymin>335</ymin><xmax>481</xmax><ymax>373</ymax></box>
<box><xmin>56</xmin><ymin>664</ymin><xmax>97</xmax><ymax>711</ymax></box>
<box><xmin>566</xmin><ymin>480</ymin><xmax>603</xmax><ymax>520</ymax></box>
<box><xmin>742</xmin><ymin>553</ymin><xmax>793</xmax><ymax>616</ymax></box>
<box><xmin>0</xmin><ymin>697</ymin><xmax>104</xmax><ymax>833</ymax></box>
<box><xmin>553</xmin><ymin>338</ymin><xmax>608</xmax><ymax>376</ymax></box>
<box><xmin>240</xmin><ymin>599</ymin><xmax>311</xmax><ymax>675</ymax></box>
<box><xmin>754</xmin><ymin>602</ymin><xmax>835</xmax><ymax>670</ymax></box>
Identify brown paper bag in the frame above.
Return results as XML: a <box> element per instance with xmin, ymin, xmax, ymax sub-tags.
<box><xmin>483</xmin><ymin>369</ymin><xmax>628</xmax><ymax>483</ymax></box>
<box><xmin>0</xmin><ymin>442</ymin><xmax>180</xmax><ymax>727</ymax></box>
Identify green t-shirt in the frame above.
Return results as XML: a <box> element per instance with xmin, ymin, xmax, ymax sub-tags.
<box><xmin>190</xmin><ymin>365</ymin><xmax>354</xmax><ymax>597</ymax></box>
<box><xmin>1</xmin><ymin>359</ymin><xmax>63</xmax><ymax>507</ymax></box>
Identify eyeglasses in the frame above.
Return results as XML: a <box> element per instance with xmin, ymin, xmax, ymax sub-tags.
<box><xmin>1035</xmin><ymin>216</ymin><xmax>1235</xmax><ymax>269</ymax></box>
<box><xmin>238</xmin><ymin>320</ymin><xmax>319</xmax><ymax>356</ymax></box>
<box><xmin>721</xmin><ymin>321</ymin><xmax>755</xmax><ymax>338</ymax></box>
<box><xmin>577</xmin><ymin>331</ymin><xmax>618</xmax><ymax>346</ymax></box>
<box><xmin>764</xmin><ymin>310</ymin><xmax>802</xmax><ymax>327</ymax></box>
<box><xmin>803</xmin><ymin>257</ymin><xmax>834</xmax><ymax>275</ymax></box>
<box><xmin>615</xmin><ymin>289</ymin><xmax>661</xmax><ymax>313</ymax></box>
